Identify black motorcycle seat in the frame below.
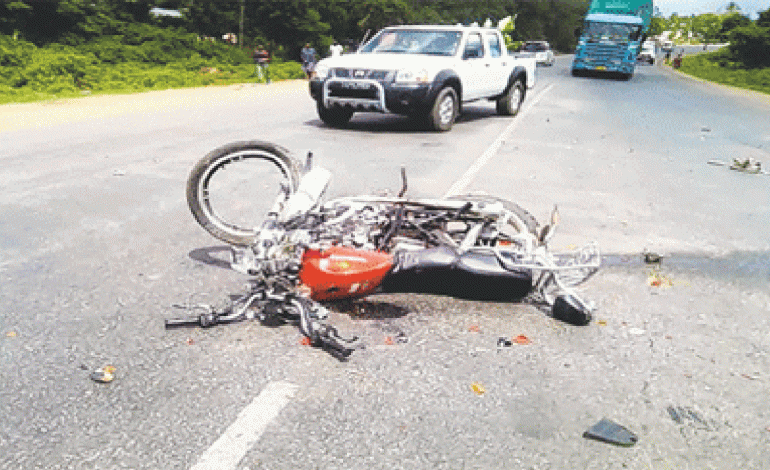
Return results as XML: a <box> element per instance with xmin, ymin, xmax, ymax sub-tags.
<box><xmin>380</xmin><ymin>246</ymin><xmax>533</xmax><ymax>301</ymax></box>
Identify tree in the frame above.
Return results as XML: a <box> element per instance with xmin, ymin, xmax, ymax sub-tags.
<box><xmin>728</xmin><ymin>23</ymin><xmax>770</xmax><ymax>67</ymax></box>
<box><xmin>692</xmin><ymin>13</ymin><xmax>722</xmax><ymax>42</ymax></box>
<box><xmin>719</xmin><ymin>11</ymin><xmax>751</xmax><ymax>40</ymax></box>
<box><xmin>757</xmin><ymin>7</ymin><xmax>770</xmax><ymax>28</ymax></box>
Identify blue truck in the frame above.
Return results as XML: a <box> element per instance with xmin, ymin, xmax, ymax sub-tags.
<box><xmin>571</xmin><ymin>0</ymin><xmax>654</xmax><ymax>79</ymax></box>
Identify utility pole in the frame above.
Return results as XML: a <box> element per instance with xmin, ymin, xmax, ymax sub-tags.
<box><xmin>240</xmin><ymin>0</ymin><xmax>245</xmax><ymax>48</ymax></box>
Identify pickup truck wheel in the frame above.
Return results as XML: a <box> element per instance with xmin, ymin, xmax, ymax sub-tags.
<box><xmin>496</xmin><ymin>80</ymin><xmax>524</xmax><ymax>116</ymax></box>
<box><xmin>317</xmin><ymin>101</ymin><xmax>354</xmax><ymax>127</ymax></box>
<box><xmin>426</xmin><ymin>87</ymin><xmax>458</xmax><ymax>132</ymax></box>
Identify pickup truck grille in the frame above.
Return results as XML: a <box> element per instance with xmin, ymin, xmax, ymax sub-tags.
<box><xmin>327</xmin><ymin>81</ymin><xmax>379</xmax><ymax>100</ymax></box>
<box><xmin>332</xmin><ymin>68</ymin><xmax>391</xmax><ymax>81</ymax></box>
<box><xmin>584</xmin><ymin>42</ymin><xmax>627</xmax><ymax>61</ymax></box>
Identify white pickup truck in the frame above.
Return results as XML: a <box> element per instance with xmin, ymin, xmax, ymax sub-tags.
<box><xmin>309</xmin><ymin>25</ymin><xmax>537</xmax><ymax>131</ymax></box>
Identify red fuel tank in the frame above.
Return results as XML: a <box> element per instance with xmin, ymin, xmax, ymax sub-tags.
<box><xmin>299</xmin><ymin>246</ymin><xmax>394</xmax><ymax>301</ymax></box>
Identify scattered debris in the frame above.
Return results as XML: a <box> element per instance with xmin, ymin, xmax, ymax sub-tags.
<box><xmin>6</xmin><ymin>331</ymin><xmax>16</xmax><ymax>337</ymax></box>
<box><xmin>186</xmin><ymin>337</ymin><xmax>195</xmax><ymax>345</ymax></box>
<box><xmin>112</xmin><ymin>169</ymin><xmax>126</xmax><ymax>176</ymax></box>
<box><xmin>707</xmin><ymin>158</ymin><xmax>768</xmax><ymax>175</ymax></box>
<box><xmin>583</xmin><ymin>418</ymin><xmax>638</xmax><ymax>447</ymax></box>
<box><xmin>597</xmin><ymin>320</ymin><xmax>607</xmax><ymax>326</ymax></box>
<box><xmin>90</xmin><ymin>365</ymin><xmax>116</xmax><ymax>383</ymax></box>
<box><xmin>513</xmin><ymin>335</ymin><xmax>530</xmax><ymax>345</ymax></box>
<box><xmin>648</xmin><ymin>269</ymin><xmax>673</xmax><ymax>288</ymax></box>
<box><xmin>667</xmin><ymin>405</ymin><xmax>714</xmax><ymax>430</ymax></box>
<box><xmin>468</xmin><ymin>325</ymin><xmax>481</xmax><ymax>333</ymax></box>
<box><xmin>629</xmin><ymin>328</ymin><xmax>646</xmax><ymax>336</ymax></box>
<box><xmin>384</xmin><ymin>336</ymin><xmax>394</xmax><ymax>345</ymax></box>
<box><xmin>643</xmin><ymin>251</ymin><xmax>662</xmax><ymax>264</ymax></box>
<box><xmin>470</xmin><ymin>382</ymin><xmax>486</xmax><ymax>395</ymax></box>
<box><xmin>701</xmin><ymin>127</ymin><xmax>711</xmax><ymax>132</ymax></box>
<box><xmin>497</xmin><ymin>337</ymin><xmax>513</xmax><ymax>347</ymax></box>
<box><xmin>300</xmin><ymin>337</ymin><xmax>312</xmax><ymax>346</ymax></box>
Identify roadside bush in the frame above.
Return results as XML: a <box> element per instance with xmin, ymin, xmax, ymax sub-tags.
<box><xmin>679</xmin><ymin>52</ymin><xmax>770</xmax><ymax>95</ymax></box>
<box><xmin>0</xmin><ymin>22</ymin><xmax>305</xmax><ymax>105</ymax></box>
<box><xmin>728</xmin><ymin>24</ymin><xmax>770</xmax><ymax>68</ymax></box>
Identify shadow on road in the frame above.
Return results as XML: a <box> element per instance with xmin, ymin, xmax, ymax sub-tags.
<box><xmin>188</xmin><ymin>245</ymin><xmax>233</xmax><ymax>270</ymax></box>
<box><xmin>303</xmin><ymin>106</ymin><xmax>499</xmax><ymax>134</ymax></box>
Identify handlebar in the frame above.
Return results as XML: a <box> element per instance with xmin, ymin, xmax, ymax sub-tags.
<box><xmin>164</xmin><ymin>312</ymin><xmax>218</xmax><ymax>329</ymax></box>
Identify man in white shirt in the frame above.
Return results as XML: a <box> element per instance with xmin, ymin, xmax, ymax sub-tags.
<box><xmin>329</xmin><ymin>40</ymin><xmax>343</xmax><ymax>57</ymax></box>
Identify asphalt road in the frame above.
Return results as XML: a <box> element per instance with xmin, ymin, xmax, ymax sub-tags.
<box><xmin>1</xmin><ymin>57</ymin><xmax>769</xmax><ymax>470</ymax></box>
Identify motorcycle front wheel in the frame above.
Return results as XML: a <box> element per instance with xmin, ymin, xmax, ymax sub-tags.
<box><xmin>186</xmin><ymin>141</ymin><xmax>301</xmax><ymax>246</ymax></box>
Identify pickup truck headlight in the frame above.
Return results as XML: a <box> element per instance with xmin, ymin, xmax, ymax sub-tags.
<box><xmin>395</xmin><ymin>68</ymin><xmax>429</xmax><ymax>84</ymax></box>
<box><xmin>315</xmin><ymin>63</ymin><xmax>329</xmax><ymax>80</ymax></box>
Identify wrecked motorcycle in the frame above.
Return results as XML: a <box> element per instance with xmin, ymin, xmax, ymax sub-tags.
<box><xmin>166</xmin><ymin>141</ymin><xmax>600</xmax><ymax>358</ymax></box>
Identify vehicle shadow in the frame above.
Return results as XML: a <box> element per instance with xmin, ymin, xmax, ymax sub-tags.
<box><xmin>570</xmin><ymin>70</ymin><xmax>633</xmax><ymax>81</ymax></box>
<box><xmin>303</xmin><ymin>106</ymin><xmax>498</xmax><ymax>134</ymax></box>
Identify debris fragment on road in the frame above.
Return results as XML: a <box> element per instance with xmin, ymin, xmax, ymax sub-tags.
<box><xmin>648</xmin><ymin>269</ymin><xmax>673</xmax><ymax>288</ymax></box>
<box><xmin>583</xmin><ymin>418</ymin><xmax>638</xmax><ymax>446</ymax></box>
<box><xmin>90</xmin><ymin>365</ymin><xmax>116</xmax><ymax>383</ymax></box>
<box><xmin>643</xmin><ymin>251</ymin><xmax>662</xmax><ymax>264</ymax></box>
<box><xmin>707</xmin><ymin>158</ymin><xmax>768</xmax><ymax>175</ymax></box>
<box><xmin>470</xmin><ymin>382</ymin><xmax>486</xmax><ymax>395</ymax></box>
<box><xmin>513</xmin><ymin>335</ymin><xmax>531</xmax><ymax>345</ymax></box>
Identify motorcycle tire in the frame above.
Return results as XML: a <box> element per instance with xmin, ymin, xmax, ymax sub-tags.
<box><xmin>551</xmin><ymin>294</ymin><xmax>592</xmax><ymax>326</ymax></box>
<box><xmin>446</xmin><ymin>194</ymin><xmax>540</xmax><ymax>237</ymax></box>
<box><xmin>186</xmin><ymin>140</ymin><xmax>301</xmax><ymax>246</ymax></box>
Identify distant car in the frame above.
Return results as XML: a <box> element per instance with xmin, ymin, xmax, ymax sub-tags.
<box><xmin>638</xmin><ymin>41</ymin><xmax>656</xmax><ymax>64</ymax></box>
<box><xmin>519</xmin><ymin>41</ymin><xmax>555</xmax><ymax>66</ymax></box>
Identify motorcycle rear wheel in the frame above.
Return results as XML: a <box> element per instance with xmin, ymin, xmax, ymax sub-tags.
<box><xmin>446</xmin><ymin>194</ymin><xmax>540</xmax><ymax>237</ymax></box>
<box><xmin>186</xmin><ymin>141</ymin><xmax>301</xmax><ymax>246</ymax></box>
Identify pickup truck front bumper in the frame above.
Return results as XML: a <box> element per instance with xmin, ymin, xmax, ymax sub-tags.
<box><xmin>310</xmin><ymin>78</ymin><xmax>434</xmax><ymax>116</ymax></box>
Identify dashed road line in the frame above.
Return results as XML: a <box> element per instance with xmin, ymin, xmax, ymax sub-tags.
<box><xmin>190</xmin><ymin>381</ymin><xmax>299</xmax><ymax>470</ymax></box>
<box><xmin>443</xmin><ymin>83</ymin><xmax>555</xmax><ymax>198</ymax></box>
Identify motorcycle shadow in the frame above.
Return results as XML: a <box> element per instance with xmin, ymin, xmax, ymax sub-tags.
<box><xmin>188</xmin><ymin>246</ymin><xmax>234</xmax><ymax>270</ymax></box>
<box><xmin>329</xmin><ymin>299</ymin><xmax>410</xmax><ymax>320</ymax></box>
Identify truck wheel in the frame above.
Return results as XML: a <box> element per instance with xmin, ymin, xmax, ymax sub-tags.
<box><xmin>496</xmin><ymin>80</ymin><xmax>524</xmax><ymax>116</ymax></box>
<box><xmin>317</xmin><ymin>101</ymin><xmax>354</xmax><ymax>127</ymax></box>
<box><xmin>425</xmin><ymin>87</ymin><xmax>458</xmax><ymax>132</ymax></box>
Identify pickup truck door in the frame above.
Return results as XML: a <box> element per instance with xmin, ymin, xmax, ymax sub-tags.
<box><xmin>455</xmin><ymin>32</ymin><xmax>489</xmax><ymax>101</ymax></box>
<box><xmin>484</xmin><ymin>32</ymin><xmax>509</xmax><ymax>96</ymax></box>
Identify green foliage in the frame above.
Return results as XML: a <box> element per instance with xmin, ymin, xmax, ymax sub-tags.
<box><xmin>728</xmin><ymin>22</ymin><xmax>770</xmax><ymax>68</ymax></box>
<box><xmin>0</xmin><ymin>0</ymin><xmax>603</xmax><ymax>103</ymax></box>
<box><xmin>678</xmin><ymin>52</ymin><xmax>770</xmax><ymax>95</ymax></box>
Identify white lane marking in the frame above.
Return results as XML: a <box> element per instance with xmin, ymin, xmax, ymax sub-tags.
<box><xmin>190</xmin><ymin>381</ymin><xmax>299</xmax><ymax>470</ymax></box>
<box><xmin>443</xmin><ymin>83</ymin><xmax>555</xmax><ymax>198</ymax></box>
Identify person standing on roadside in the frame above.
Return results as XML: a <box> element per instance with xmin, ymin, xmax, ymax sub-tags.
<box><xmin>329</xmin><ymin>40</ymin><xmax>343</xmax><ymax>57</ymax></box>
<box><xmin>253</xmin><ymin>44</ymin><xmax>271</xmax><ymax>83</ymax></box>
<box><xmin>301</xmin><ymin>43</ymin><xmax>317</xmax><ymax>79</ymax></box>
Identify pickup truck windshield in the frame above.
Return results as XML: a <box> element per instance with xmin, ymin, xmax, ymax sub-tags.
<box><xmin>359</xmin><ymin>30</ymin><xmax>462</xmax><ymax>56</ymax></box>
<box><xmin>583</xmin><ymin>22</ymin><xmax>642</xmax><ymax>42</ymax></box>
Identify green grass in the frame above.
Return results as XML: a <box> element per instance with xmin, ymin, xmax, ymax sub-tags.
<box><xmin>677</xmin><ymin>52</ymin><xmax>770</xmax><ymax>96</ymax></box>
<box><xmin>0</xmin><ymin>61</ymin><xmax>305</xmax><ymax>105</ymax></box>
<box><xmin>0</xmin><ymin>32</ymin><xmax>306</xmax><ymax>105</ymax></box>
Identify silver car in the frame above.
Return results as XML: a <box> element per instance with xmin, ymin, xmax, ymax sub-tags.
<box><xmin>520</xmin><ymin>41</ymin><xmax>555</xmax><ymax>66</ymax></box>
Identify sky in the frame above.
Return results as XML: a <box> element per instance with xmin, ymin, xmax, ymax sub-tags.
<box><xmin>655</xmin><ymin>0</ymin><xmax>769</xmax><ymax>18</ymax></box>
